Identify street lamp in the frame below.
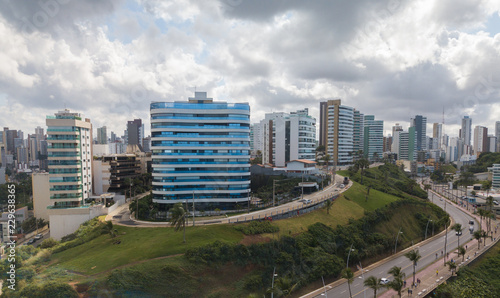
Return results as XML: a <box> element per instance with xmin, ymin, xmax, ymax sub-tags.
<box><xmin>425</xmin><ymin>219</ymin><xmax>433</xmax><ymax>240</ymax></box>
<box><xmin>321</xmin><ymin>276</ymin><xmax>327</xmax><ymax>297</ymax></box>
<box><xmin>346</xmin><ymin>243</ymin><xmax>355</xmax><ymax>268</ymax></box>
<box><xmin>271</xmin><ymin>267</ymin><xmax>277</xmax><ymax>298</ymax></box>
<box><xmin>394</xmin><ymin>228</ymin><xmax>403</xmax><ymax>254</ymax></box>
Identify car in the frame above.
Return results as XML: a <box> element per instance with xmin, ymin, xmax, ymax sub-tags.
<box><xmin>456</xmin><ymin>231</ymin><xmax>462</xmax><ymax>236</ymax></box>
<box><xmin>27</xmin><ymin>238</ymin><xmax>35</xmax><ymax>245</ymax></box>
<box><xmin>469</xmin><ymin>220</ymin><xmax>474</xmax><ymax>225</ymax></box>
<box><xmin>494</xmin><ymin>200</ymin><xmax>499</xmax><ymax>205</ymax></box>
<box><xmin>304</xmin><ymin>199</ymin><xmax>312</xmax><ymax>204</ymax></box>
<box><xmin>340</xmin><ymin>184</ymin><xmax>345</xmax><ymax>188</ymax></box>
<box><xmin>34</xmin><ymin>234</ymin><xmax>43</xmax><ymax>240</ymax></box>
<box><xmin>380</xmin><ymin>278</ymin><xmax>390</xmax><ymax>285</ymax></box>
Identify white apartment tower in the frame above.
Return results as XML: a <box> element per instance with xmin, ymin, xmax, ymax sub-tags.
<box><xmin>259</xmin><ymin>109</ymin><xmax>316</xmax><ymax>167</ymax></box>
<box><xmin>46</xmin><ymin>109</ymin><xmax>93</xmax><ymax>208</ymax></box>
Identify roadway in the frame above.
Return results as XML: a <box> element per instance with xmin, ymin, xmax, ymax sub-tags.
<box><xmin>305</xmin><ymin>188</ymin><xmax>477</xmax><ymax>298</ymax></box>
<box><xmin>110</xmin><ymin>174</ymin><xmax>352</xmax><ymax>227</ymax></box>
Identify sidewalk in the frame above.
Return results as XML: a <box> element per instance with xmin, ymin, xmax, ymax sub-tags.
<box><xmin>380</xmin><ymin>190</ymin><xmax>500</xmax><ymax>298</ymax></box>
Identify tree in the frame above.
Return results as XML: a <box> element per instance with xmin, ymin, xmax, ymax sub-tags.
<box><xmin>170</xmin><ymin>203</ymin><xmax>187</xmax><ymax>243</ymax></box>
<box><xmin>474</xmin><ymin>230</ymin><xmax>483</xmax><ymax>249</ymax></box>
<box><xmin>364</xmin><ymin>276</ymin><xmax>383</xmax><ymax>298</ymax></box>
<box><xmin>485</xmin><ymin>196</ymin><xmax>494</xmax><ymax>233</ymax></box>
<box><xmin>341</xmin><ymin>268</ymin><xmax>354</xmax><ymax>298</ymax></box>
<box><xmin>452</xmin><ymin>223</ymin><xmax>463</xmax><ymax>248</ymax></box>
<box><xmin>404</xmin><ymin>249</ymin><xmax>421</xmax><ymax>286</ymax></box>
<box><xmin>274</xmin><ymin>277</ymin><xmax>299</xmax><ymax>297</ymax></box>
<box><xmin>325</xmin><ymin>199</ymin><xmax>333</xmax><ymax>214</ymax></box>
<box><xmin>477</xmin><ymin>208</ymin><xmax>488</xmax><ymax>231</ymax></box>
<box><xmin>446</xmin><ymin>261</ymin><xmax>457</xmax><ymax>275</ymax></box>
<box><xmin>387</xmin><ymin>266</ymin><xmax>405</xmax><ymax>298</ymax></box>
<box><xmin>457</xmin><ymin>245</ymin><xmax>466</xmax><ymax>262</ymax></box>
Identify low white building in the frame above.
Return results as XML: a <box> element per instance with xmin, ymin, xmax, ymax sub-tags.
<box><xmin>284</xmin><ymin>160</ymin><xmax>318</xmax><ymax>174</ymax></box>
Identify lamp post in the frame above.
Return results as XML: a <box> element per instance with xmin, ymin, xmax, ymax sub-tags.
<box><xmin>346</xmin><ymin>243</ymin><xmax>355</xmax><ymax>268</ymax></box>
<box><xmin>394</xmin><ymin>228</ymin><xmax>403</xmax><ymax>254</ymax></box>
<box><xmin>271</xmin><ymin>267</ymin><xmax>277</xmax><ymax>298</ymax></box>
<box><xmin>248</xmin><ymin>190</ymin><xmax>251</xmax><ymax>214</ymax></box>
<box><xmin>425</xmin><ymin>219</ymin><xmax>433</xmax><ymax>240</ymax></box>
<box><xmin>321</xmin><ymin>276</ymin><xmax>327</xmax><ymax>297</ymax></box>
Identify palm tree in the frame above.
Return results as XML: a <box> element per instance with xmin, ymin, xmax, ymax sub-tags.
<box><xmin>170</xmin><ymin>203</ymin><xmax>187</xmax><ymax>243</ymax></box>
<box><xmin>275</xmin><ymin>277</ymin><xmax>299</xmax><ymax>297</ymax></box>
<box><xmin>404</xmin><ymin>249</ymin><xmax>421</xmax><ymax>286</ymax></box>
<box><xmin>474</xmin><ymin>230</ymin><xmax>483</xmax><ymax>249</ymax></box>
<box><xmin>387</xmin><ymin>266</ymin><xmax>405</xmax><ymax>298</ymax></box>
<box><xmin>356</xmin><ymin>158</ymin><xmax>370</xmax><ymax>185</ymax></box>
<box><xmin>486</xmin><ymin>196</ymin><xmax>494</xmax><ymax>232</ymax></box>
<box><xmin>481</xmin><ymin>227</ymin><xmax>489</xmax><ymax>245</ymax></box>
<box><xmin>325</xmin><ymin>199</ymin><xmax>333</xmax><ymax>214</ymax></box>
<box><xmin>446</xmin><ymin>261</ymin><xmax>457</xmax><ymax>275</ymax></box>
<box><xmin>323</xmin><ymin>154</ymin><xmax>331</xmax><ymax>173</ymax></box>
<box><xmin>363</xmin><ymin>276</ymin><xmax>382</xmax><ymax>298</ymax></box>
<box><xmin>457</xmin><ymin>245</ymin><xmax>466</xmax><ymax>262</ymax></box>
<box><xmin>341</xmin><ymin>268</ymin><xmax>354</xmax><ymax>298</ymax></box>
<box><xmin>478</xmin><ymin>208</ymin><xmax>488</xmax><ymax>231</ymax></box>
<box><xmin>452</xmin><ymin>223</ymin><xmax>463</xmax><ymax>248</ymax></box>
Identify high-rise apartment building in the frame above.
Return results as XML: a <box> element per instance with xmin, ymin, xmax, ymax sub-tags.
<box><xmin>461</xmin><ymin>116</ymin><xmax>472</xmax><ymax>146</ymax></box>
<box><xmin>127</xmin><ymin>119</ymin><xmax>142</xmax><ymax>147</ymax></box>
<box><xmin>353</xmin><ymin>109</ymin><xmax>364</xmax><ymax>154</ymax></box>
<box><xmin>97</xmin><ymin>126</ymin><xmax>107</xmax><ymax>144</ymax></box>
<box><xmin>473</xmin><ymin>126</ymin><xmax>488</xmax><ymax>154</ymax></box>
<box><xmin>150</xmin><ymin>92</ymin><xmax>251</xmax><ymax>210</ymax></box>
<box><xmin>46</xmin><ymin>109</ymin><xmax>93</xmax><ymax>208</ymax></box>
<box><xmin>488</xmin><ymin>135</ymin><xmax>496</xmax><ymax>153</ymax></box>
<box><xmin>391</xmin><ymin>123</ymin><xmax>404</xmax><ymax>153</ymax></box>
<box><xmin>319</xmin><ymin>99</ymin><xmax>354</xmax><ymax>165</ymax></box>
<box><xmin>410</xmin><ymin>115</ymin><xmax>427</xmax><ymax>151</ymax></box>
<box><xmin>433</xmin><ymin>123</ymin><xmax>443</xmax><ymax>149</ymax></box>
<box><xmin>495</xmin><ymin>121</ymin><xmax>500</xmax><ymax>152</ymax></box>
<box><xmin>363</xmin><ymin>115</ymin><xmax>383</xmax><ymax>161</ymax></box>
<box><xmin>110</xmin><ymin>131</ymin><xmax>117</xmax><ymax>143</ymax></box>
<box><xmin>258</xmin><ymin>108</ymin><xmax>316</xmax><ymax>167</ymax></box>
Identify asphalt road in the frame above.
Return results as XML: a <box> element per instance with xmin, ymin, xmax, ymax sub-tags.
<box><xmin>309</xmin><ymin>189</ymin><xmax>477</xmax><ymax>298</ymax></box>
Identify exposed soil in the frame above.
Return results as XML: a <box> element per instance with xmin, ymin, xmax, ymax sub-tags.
<box><xmin>239</xmin><ymin>234</ymin><xmax>272</xmax><ymax>245</ymax></box>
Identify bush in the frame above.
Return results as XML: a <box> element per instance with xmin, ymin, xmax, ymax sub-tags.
<box><xmin>17</xmin><ymin>281</ymin><xmax>79</xmax><ymax>298</ymax></box>
<box><xmin>234</xmin><ymin>221</ymin><xmax>279</xmax><ymax>235</ymax></box>
<box><xmin>52</xmin><ymin>218</ymin><xmax>107</xmax><ymax>253</ymax></box>
<box><xmin>39</xmin><ymin>238</ymin><xmax>58</xmax><ymax>249</ymax></box>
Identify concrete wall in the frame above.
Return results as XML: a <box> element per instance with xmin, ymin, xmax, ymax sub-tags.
<box><xmin>33</xmin><ymin>172</ymin><xmax>51</xmax><ymax>221</ymax></box>
<box><xmin>49</xmin><ymin>205</ymin><xmax>106</xmax><ymax>240</ymax></box>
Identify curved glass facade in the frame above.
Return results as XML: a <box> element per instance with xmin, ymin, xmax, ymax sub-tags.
<box><xmin>150</xmin><ymin>92</ymin><xmax>251</xmax><ymax>210</ymax></box>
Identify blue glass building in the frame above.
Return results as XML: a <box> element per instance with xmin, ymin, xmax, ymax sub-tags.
<box><xmin>150</xmin><ymin>92</ymin><xmax>251</xmax><ymax>210</ymax></box>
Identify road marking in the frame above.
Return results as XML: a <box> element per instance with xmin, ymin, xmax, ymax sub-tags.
<box><xmin>341</xmin><ymin>290</ymin><xmax>346</xmax><ymax>294</ymax></box>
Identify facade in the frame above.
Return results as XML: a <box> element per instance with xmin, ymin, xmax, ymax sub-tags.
<box><xmin>97</xmin><ymin>126</ymin><xmax>107</xmax><ymax>144</ymax></box>
<box><xmin>32</xmin><ymin>172</ymin><xmax>51</xmax><ymax>221</ymax></box>
<box><xmin>46</xmin><ymin>109</ymin><xmax>93</xmax><ymax>208</ymax></box>
<box><xmin>364</xmin><ymin>115</ymin><xmax>383</xmax><ymax>161</ymax></box>
<box><xmin>319</xmin><ymin>99</ymin><xmax>354</xmax><ymax>165</ymax></box>
<box><xmin>410</xmin><ymin>115</ymin><xmax>427</xmax><ymax>151</ymax></box>
<box><xmin>150</xmin><ymin>92</ymin><xmax>251</xmax><ymax>210</ymax></box>
<box><xmin>258</xmin><ymin>108</ymin><xmax>316</xmax><ymax>167</ymax></box>
<box><xmin>461</xmin><ymin>116</ymin><xmax>472</xmax><ymax>146</ymax></box>
<box><xmin>92</xmin><ymin>154</ymin><xmax>141</xmax><ymax>195</ymax></box>
<box><xmin>473</xmin><ymin>126</ymin><xmax>488</xmax><ymax>154</ymax></box>
<box><xmin>488</xmin><ymin>135</ymin><xmax>497</xmax><ymax>153</ymax></box>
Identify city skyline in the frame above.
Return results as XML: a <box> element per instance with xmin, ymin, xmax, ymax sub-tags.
<box><xmin>0</xmin><ymin>1</ymin><xmax>500</xmax><ymax>137</ymax></box>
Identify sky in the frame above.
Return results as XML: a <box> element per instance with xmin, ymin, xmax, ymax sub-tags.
<box><xmin>1</xmin><ymin>0</ymin><xmax>500</xmax><ymax>139</ymax></box>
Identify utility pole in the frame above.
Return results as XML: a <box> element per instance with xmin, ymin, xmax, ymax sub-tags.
<box><xmin>301</xmin><ymin>173</ymin><xmax>304</xmax><ymax>201</ymax></box>
<box><xmin>273</xmin><ymin>179</ymin><xmax>276</xmax><ymax>207</ymax></box>
<box><xmin>192</xmin><ymin>191</ymin><xmax>195</xmax><ymax>227</ymax></box>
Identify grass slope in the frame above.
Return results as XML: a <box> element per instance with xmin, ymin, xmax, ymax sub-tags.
<box><xmin>53</xmin><ymin>224</ymin><xmax>243</xmax><ymax>275</ymax></box>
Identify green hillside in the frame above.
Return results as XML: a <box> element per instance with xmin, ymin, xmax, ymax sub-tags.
<box><xmin>0</xmin><ymin>164</ymin><xmax>448</xmax><ymax>297</ymax></box>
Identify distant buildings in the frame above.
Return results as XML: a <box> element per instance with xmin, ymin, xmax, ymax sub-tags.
<box><xmin>461</xmin><ymin>116</ymin><xmax>472</xmax><ymax>146</ymax></box>
<box><xmin>473</xmin><ymin>126</ymin><xmax>488</xmax><ymax>154</ymax></box>
<box><xmin>150</xmin><ymin>92</ymin><xmax>251</xmax><ymax>210</ymax></box>
<box><xmin>411</xmin><ymin>115</ymin><xmax>427</xmax><ymax>151</ymax></box>
<box><xmin>97</xmin><ymin>126</ymin><xmax>107</xmax><ymax>144</ymax></box>
<box><xmin>127</xmin><ymin>119</ymin><xmax>143</xmax><ymax>148</ymax></box>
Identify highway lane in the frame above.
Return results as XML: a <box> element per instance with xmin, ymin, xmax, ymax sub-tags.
<box><xmin>309</xmin><ymin>189</ymin><xmax>477</xmax><ymax>298</ymax></box>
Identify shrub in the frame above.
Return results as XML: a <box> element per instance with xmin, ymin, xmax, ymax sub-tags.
<box><xmin>234</xmin><ymin>221</ymin><xmax>279</xmax><ymax>235</ymax></box>
<box><xmin>39</xmin><ymin>238</ymin><xmax>58</xmax><ymax>249</ymax></box>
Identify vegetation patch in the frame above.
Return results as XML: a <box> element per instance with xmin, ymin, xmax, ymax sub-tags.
<box><xmin>234</xmin><ymin>220</ymin><xmax>279</xmax><ymax>235</ymax></box>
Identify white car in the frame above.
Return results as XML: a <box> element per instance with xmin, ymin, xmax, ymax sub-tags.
<box><xmin>34</xmin><ymin>234</ymin><xmax>43</xmax><ymax>240</ymax></box>
<box><xmin>380</xmin><ymin>278</ymin><xmax>390</xmax><ymax>285</ymax></box>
